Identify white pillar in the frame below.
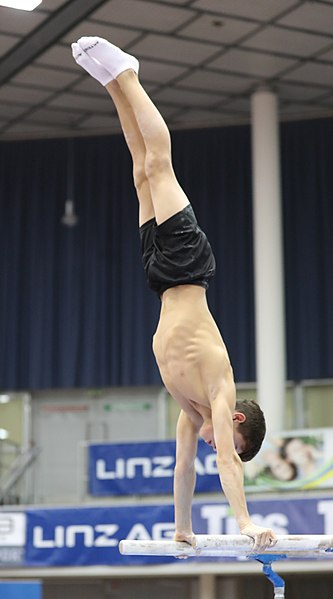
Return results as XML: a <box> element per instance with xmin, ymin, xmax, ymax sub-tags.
<box><xmin>199</xmin><ymin>574</ymin><xmax>216</xmax><ymax>599</ymax></box>
<box><xmin>250</xmin><ymin>88</ymin><xmax>286</xmax><ymax>432</ymax></box>
<box><xmin>218</xmin><ymin>577</ymin><xmax>240</xmax><ymax>599</ymax></box>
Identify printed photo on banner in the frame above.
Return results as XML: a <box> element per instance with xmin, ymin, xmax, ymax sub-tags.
<box><xmin>244</xmin><ymin>428</ymin><xmax>333</xmax><ymax>491</ymax></box>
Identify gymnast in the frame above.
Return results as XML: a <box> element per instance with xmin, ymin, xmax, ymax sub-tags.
<box><xmin>71</xmin><ymin>36</ymin><xmax>276</xmax><ymax>551</ymax></box>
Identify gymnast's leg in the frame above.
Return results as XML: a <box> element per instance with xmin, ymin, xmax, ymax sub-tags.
<box><xmin>71</xmin><ymin>40</ymin><xmax>154</xmax><ymax>227</ymax></box>
<box><xmin>77</xmin><ymin>36</ymin><xmax>190</xmax><ymax>225</ymax></box>
<box><xmin>106</xmin><ymin>80</ymin><xmax>155</xmax><ymax>226</ymax></box>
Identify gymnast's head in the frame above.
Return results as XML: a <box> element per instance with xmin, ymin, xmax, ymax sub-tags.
<box><xmin>233</xmin><ymin>399</ymin><xmax>266</xmax><ymax>462</ymax></box>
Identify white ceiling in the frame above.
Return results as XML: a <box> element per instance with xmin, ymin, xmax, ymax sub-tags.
<box><xmin>1</xmin><ymin>0</ymin><xmax>333</xmax><ymax>139</ymax></box>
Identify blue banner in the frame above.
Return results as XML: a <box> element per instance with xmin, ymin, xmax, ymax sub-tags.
<box><xmin>89</xmin><ymin>431</ymin><xmax>333</xmax><ymax>497</ymax></box>
<box><xmin>88</xmin><ymin>440</ymin><xmax>219</xmax><ymax>496</ymax></box>
<box><xmin>19</xmin><ymin>496</ymin><xmax>333</xmax><ymax>567</ymax></box>
<box><xmin>1</xmin><ymin>496</ymin><xmax>332</xmax><ymax>567</ymax></box>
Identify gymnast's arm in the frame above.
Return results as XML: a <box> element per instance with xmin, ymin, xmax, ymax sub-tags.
<box><xmin>173</xmin><ymin>409</ymin><xmax>199</xmax><ymax>546</ymax></box>
<box><xmin>211</xmin><ymin>393</ymin><xmax>276</xmax><ymax>551</ymax></box>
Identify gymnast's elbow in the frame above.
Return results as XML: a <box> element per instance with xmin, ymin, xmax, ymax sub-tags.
<box><xmin>216</xmin><ymin>452</ymin><xmax>243</xmax><ymax>478</ymax></box>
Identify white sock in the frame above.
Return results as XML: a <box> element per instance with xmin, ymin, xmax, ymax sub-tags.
<box><xmin>77</xmin><ymin>36</ymin><xmax>139</xmax><ymax>80</ymax></box>
<box><xmin>71</xmin><ymin>42</ymin><xmax>113</xmax><ymax>86</ymax></box>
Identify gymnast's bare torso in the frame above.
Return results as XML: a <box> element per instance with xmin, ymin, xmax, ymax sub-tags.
<box><xmin>153</xmin><ymin>284</ymin><xmax>234</xmax><ymax>430</ymax></box>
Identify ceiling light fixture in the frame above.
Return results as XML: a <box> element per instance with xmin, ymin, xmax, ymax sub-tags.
<box><xmin>61</xmin><ymin>200</ymin><xmax>78</xmax><ymax>227</ymax></box>
<box><xmin>0</xmin><ymin>0</ymin><xmax>42</xmax><ymax>10</ymax></box>
<box><xmin>61</xmin><ymin>139</ymin><xmax>78</xmax><ymax>227</ymax></box>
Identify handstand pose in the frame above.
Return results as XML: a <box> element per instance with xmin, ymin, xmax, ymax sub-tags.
<box><xmin>72</xmin><ymin>37</ymin><xmax>276</xmax><ymax>551</ymax></box>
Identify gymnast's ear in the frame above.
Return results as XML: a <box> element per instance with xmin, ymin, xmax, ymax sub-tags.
<box><xmin>233</xmin><ymin>411</ymin><xmax>246</xmax><ymax>423</ymax></box>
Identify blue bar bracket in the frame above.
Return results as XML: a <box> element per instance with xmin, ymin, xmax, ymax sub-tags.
<box><xmin>0</xmin><ymin>581</ymin><xmax>42</xmax><ymax>599</ymax></box>
<box><xmin>252</xmin><ymin>554</ymin><xmax>287</xmax><ymax>598</ymax></box>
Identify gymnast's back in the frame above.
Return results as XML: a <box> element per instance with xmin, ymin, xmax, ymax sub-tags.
<box><xmin>153</xmin><ymin>284</ymin><xmax>234</xmax><ymax>412</ymax></box>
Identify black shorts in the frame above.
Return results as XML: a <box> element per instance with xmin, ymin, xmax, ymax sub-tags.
<box><xmin>140</xmin><ymin>204</ymin><xmax>216</xmax><ymax>296</ymax></box>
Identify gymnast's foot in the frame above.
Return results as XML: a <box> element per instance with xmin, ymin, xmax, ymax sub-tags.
<box><xmin>77</xmin><ymin>36</ymin><xmax>139</xmax><ymax>80</ymax></box>
<box><xmin>174</xmin><ymin>531</ymin><xmax>197</xmax><ymax>559</ymax></box>
<box><xmin>71</xmin><ymin>41</ymin><xmax>112</xmax><ymax>86</ymax></box>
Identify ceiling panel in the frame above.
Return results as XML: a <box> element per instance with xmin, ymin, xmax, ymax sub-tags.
<box><xmin>242</xmin><ymin>26</ymin><xmax>332</xmax><ymax>57</ymax></box>
<box><xmin>62</xmin><ymin>21</ymin><xmax>140</xmax><ymax>47</ymax></box>
<box><xmin>4</xmin><ymin>121</ymin><xmax>59</xmax><ymax>134</ymax></box>
<box><xmin>92</xmin><ymin>0</ymin><xmax>193</xmax><ymax>33</ymax></box>
<box><xmin>279</xmin><ymin>102</ymin><xmax>327</xmax><ymax>116</ymax></box>
<box><xmin>70</xmin><ymin>77</ymin><xmax>110</xmax><ymax>95</ymax></box>
<box><xmin>71</xmin><ymin>75</ymin><xmax>159</xmax><ymax>99</ymax></box>
<box><xmin>0</xmin><ymin>6</ymin><xmax>47</xmax><ymax>35</ymax></box>
<box><xmin>48</xmin><ymin>92</ymin><xmax>113</xmax><ymax>112</ymax></box>
<box><xmin>172</xmin><ymin>107</ymin><xmax>234</xmax><ymax>124</ymax></box>
<box><xmin>319</xmin><ymin>94</ymin><xmax>333</xmax><ymax>106</ymax></box>
<box><xmin>277</xmin><ymin>2</ymin><xmax>333</xmax><ymax>36</ymax></box>
<box><xmin>220</xmin><ymin>96</ymin><xmax>250</xmax><ymax>112</ymax></box>
<box><xmin>179</xmin><ymin>69</ymin><xmax>258</xmax><ymax>94</ymax></box>
<box><xmin>78</xmin><ymin>113</ymin><xmax>120</xmax><ymax>130</ymax></box>
<box><xmin>157</xmin><ymin>0</ymin><xmax>189</xmax><ymax>4</ymax></box>
<box><xmin>37</xmin><ymin>44</ymin><xmax>79</xmax><ymax>70</ymax></box>
<box><xmin>137</xmin><ymin>59</ymin><xmax>190</xmax><ymax>84</ymax></box>
<box><xmin>0</xmin><ymin>103</ymin><xmax>31</xmax><ymax>118</ymax></box>
<box><xmin>276</xmin><ymin>81</ymin><xmax>329</xmax><ymax>102</ymax></box>
<box><xmin>153</xmin><ymin>104</ymin><xmax>182</xmax><ymax>120</ymax></box>
<box><xmin>0</xmin><ymin>84</ymin><xmax>54</xmax><ymax>104</ymax></box>
<box><xmin>208</xmin><ymin>48</ymin><xmax>296</xmax><ymax>78</ymax></box>
<box><xmin>319</xmin><ymin>48</ymin><xmax>333</xmax><ymax>62</ymax></box>
<box><xmin>26</xmin><ymin>106</ymin><xmax>85</xmax><ymax>125</ymax></box>
<box><xmin>192</xmin><ymin>0</ymin><xmax>298</xmax><ymax>22</ymax></box>
<box><xmin>131</xmin><ymin>33</ymin><xmax>221</xmax><ymax>65</ymax></box>
<box><xmin>180</xmin><ymin>14</ymin><xmax>258</xmax><ymax>44</ymax></box>
<box><xmin>0</xmin><ymin>33</ymin><xmax>20</xmax><ymax>56</ymax></box>
<box><xmin>0</xmin><ymin>0</ymin><xmax>333</xmax><ymax>139</ymax></box>
<box><xmin>153</xmin><ymin>86</ymin><xmax>223</xmax><ymax>107</ymax></box>
<box><xmin>37</xmin><ymin>0</ymin><xmax>70</xmax><ymax>10</ymax></box>
<box><xmin>11</xmin><ymin>65</ymin><xmax>81</xmax><ymax>89</ymax></box>
<box><xmin>282</xmin><ymin>61</ymin><xmax>333</xmax><ymax>86</ymax></box>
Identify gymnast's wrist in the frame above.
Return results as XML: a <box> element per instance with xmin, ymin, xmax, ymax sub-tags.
<box><xmin>238</xmin><ymin>516</ymin><xmax>252</xmax><ymax>531</ymax></box>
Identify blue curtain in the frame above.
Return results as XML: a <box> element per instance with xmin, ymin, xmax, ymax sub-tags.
<box><xmin>0</xmin><ymin>135</ymin><xmax>160</xmax><ymax>388</ymax></box>
<box><xmin>171</xmin><ymin>126</ymin><xmax>255</xmax><ymax>381</ymax></box>
<box><xmin>281</xmin><ymin>118</ymin><xmax>333</xmax><ymax>380</ymax></box>
<box><xmin>0</xmin><ymin>118</ymin><xmax>332</xmax><ymax>389</ymax></box>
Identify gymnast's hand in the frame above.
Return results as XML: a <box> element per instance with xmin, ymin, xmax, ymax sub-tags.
<box><xmin>240</xmin><ymin>522</ymin><xmax>277</xmax><ymax>552</ymax></box>
<box><xmin>173</xmin><ymin>530</ymin><xmax>197</xmax><ymax>558</ymax></box>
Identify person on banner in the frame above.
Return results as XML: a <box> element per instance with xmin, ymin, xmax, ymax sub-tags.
<box><xmin>71</xmin><ymin>36</ymin><xmax>276</xmax><ymax>552</ymax></box>
<box><xmin>281</xmin><ymin>436</ymin><xmax>323</xmax><ymax>479</ymax></box>
<box><xmin>261</xmin><ymin>448</ymin><xmax>298</xmax><ymax>483</ymax></box>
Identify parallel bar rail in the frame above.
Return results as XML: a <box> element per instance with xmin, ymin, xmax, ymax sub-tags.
<box><xmin>119</xmin><ymin>535</ymin><xmax>333</xmax><ymax>558</ymax></box>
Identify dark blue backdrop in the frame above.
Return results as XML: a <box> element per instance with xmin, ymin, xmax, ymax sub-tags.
<box><xmin>0</xmin><ymin>118</ymin><xmax>332</xmax><ymax>389</ymax></box>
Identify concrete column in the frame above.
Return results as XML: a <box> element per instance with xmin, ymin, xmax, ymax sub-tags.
<box><xmin>218</xmin><ymin>577</ymin><xmax>241</xmax><ymax>599</ymax></box>
<box><xmin>250</xmin><ymin>88</ymin><xmax>286</xmax><ymax>432</ymax></box>
<box><xmin>198</xmin><ymin>574</ymin><xmax>216</xmax><ymax>599</ymax></box>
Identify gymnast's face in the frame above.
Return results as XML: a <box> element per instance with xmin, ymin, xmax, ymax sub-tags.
<box><xmin>199</xmin><ymin>423</ymin><xmax>216</xmax><ymax>451</ymax></box>
<box><xmin>199</xmin><ymin>422</ymin><xmax>247</xmax><ymax>456</ymax></box>
<box><xmin>233</xmin><ymin>429</ymin><xmax>247</xmax><ymax>455</ymax></box>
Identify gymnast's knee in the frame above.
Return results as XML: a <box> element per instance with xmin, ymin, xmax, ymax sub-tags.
<box><xmin>145</xmin><ymin>149</ymin><xmax>173</xmax><ymax>182</ymax></box>
<box><xmin>133</xmin><ymin>162</ymin><xmax>148</xmax><ymax>193</ymax></box>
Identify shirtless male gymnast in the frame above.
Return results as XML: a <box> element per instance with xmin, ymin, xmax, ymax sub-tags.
<box><xmin>72</xmin><ymin>36</ymin><xmax>276</xmax><ymax>551</ymax></box>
